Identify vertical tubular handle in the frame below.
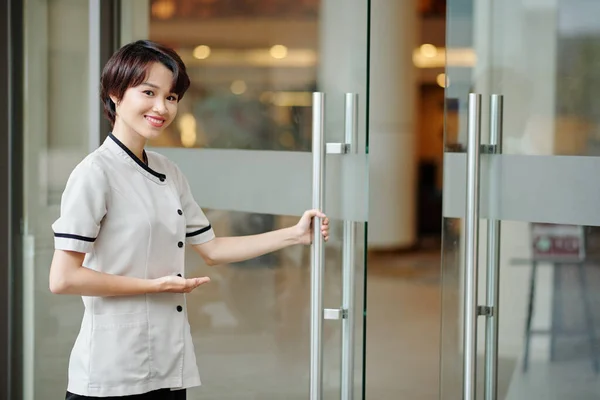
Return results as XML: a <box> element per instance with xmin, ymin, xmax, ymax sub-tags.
<box><xmin>484</xmin><ymin>94</ymin><xmax>503</xmax><ymax>400</ymax></box>
<box><xmin>345</xmin><ymin>93</ymin><xmax>359</xmax><ymax>154</ymax></box>
<box><xmin>341</xmin><ymin>221</ymin><xmax>356</xmax><ymax>400</ymax></box>
<box><xmin>341</xmin><ymin>93</ymin><xmax>358</xmax><ymax>400</ymax></box>
<box><xmin>464</xmin><ymin>93</ymin><xmax>482</xmax><ymax>400</ymax></box>
<box><xmin>310</xmin><ymin>92</ymin><xmax>326</xmax><ymax>400</ymax></box>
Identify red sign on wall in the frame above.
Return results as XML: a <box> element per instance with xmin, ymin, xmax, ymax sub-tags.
<box><xmin>531</xmin><ymin>223</ymin><xmax>585</xmax><ymax>259</ymax></box>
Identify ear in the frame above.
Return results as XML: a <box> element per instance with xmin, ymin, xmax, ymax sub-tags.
<box><xmin>109</xmin><ymin>94</ymin><xmax>119</xmax><ymax>106</ymax></box>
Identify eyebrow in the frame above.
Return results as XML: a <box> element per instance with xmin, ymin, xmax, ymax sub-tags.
<box><xmin>141</xmin><ymin>82</ymin><xmax>161</xmax><ymax>89</ymax></box>
<box><xmin>140</xmin><ymin>82</ymin><xmax>177</xmax><ymax>96</ymax></box>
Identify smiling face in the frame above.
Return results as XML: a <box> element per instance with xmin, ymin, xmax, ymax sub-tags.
<box><xmin>110</xmin><ymin>62</ymin><xmax>179</xmax><ymax>142</ymax></box>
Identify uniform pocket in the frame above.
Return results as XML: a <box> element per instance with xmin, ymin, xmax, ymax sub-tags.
<box><xmin>89</xmin><ymin>312</ymin><xmax>150</xmax><ymax>386</ymax></box>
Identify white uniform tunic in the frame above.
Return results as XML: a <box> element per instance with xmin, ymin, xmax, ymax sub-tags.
<box><xmin>52</xmin><ymin>134</ymin><xmax>215</xmax><ymax>397</ymax></box>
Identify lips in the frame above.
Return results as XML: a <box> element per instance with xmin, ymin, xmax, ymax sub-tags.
<box><xmin>145</xmin><ymin>115</ymin><xmax>165</xmax><ymax>128</ymax></box>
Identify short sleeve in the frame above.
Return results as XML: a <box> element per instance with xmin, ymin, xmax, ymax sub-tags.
<box><xmin>175</xmin><ymin>166</ymin><xmax>215</xmax><ymax>245</ymax></box>
<box><xmin>51</xmin><ymin>160</ymin><xmax>108</xmax><ymax>253</ymax></box>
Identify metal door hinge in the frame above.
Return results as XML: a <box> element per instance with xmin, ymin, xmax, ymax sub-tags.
<box><xmin>324</xmin><ymin>308</ymin><xmax>349</xmax><ymax>320</ymax></box>
<box><xmin>480</xmin><ymin>144</ymin><xmax>498</xmax><ymax>154</ymax></box>
<box><xmin>326</xmin><ymin>143</ymin><xmax>350</xmax><ymax>154</ymax></box>
<box><xmin>477</xmin><ymin>305</ymin><xmax>494</xmax><ymax>317</ymax></box>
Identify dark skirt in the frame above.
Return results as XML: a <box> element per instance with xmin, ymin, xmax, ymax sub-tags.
<box><xmin>66</xmin><ymin>389</ymin><xmax>186</xmax><ymax>400</ymax></box>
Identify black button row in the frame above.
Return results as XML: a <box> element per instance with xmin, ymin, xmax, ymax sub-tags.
<box><xmin>175</xmin><ymin>207</ymin><xmax>185</xmax><ymax>315</ymax></box>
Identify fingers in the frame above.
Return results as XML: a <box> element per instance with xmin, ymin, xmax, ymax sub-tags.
<box><xmin>306</xmin><ymin>209</ymin><xmax>329</xmax><ymax>239</ymax></box>
<box><xmin>304</xmin><ymin>209</ymin><xmax>327</xmax><ymax>219</ymax></box>
<box><xmin>190</xmin><ymin>277</ymin><xmax>210</xmax><ymax>287</ymax></box>
<box><xmin>195</xmin><ymin>276</ymin><xmax>211</xmax><ymax>285</ymax></box>
<box><xmin>184</xmin><ymin>277</ymin><xmax>210</xmax><ymax>293</ymax></box>
<box><xmin>321</xmin><ymin>224</ymin><xmax>329</xmax><ymax>241</ymax></box>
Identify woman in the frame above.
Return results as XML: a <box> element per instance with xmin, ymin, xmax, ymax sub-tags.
<box><xmin>49</xmin><ymin>40</ymin><xmax>329</xmax><ymax>400</ymax></box>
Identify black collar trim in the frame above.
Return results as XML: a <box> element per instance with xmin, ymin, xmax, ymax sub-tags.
<box><xmin>108</xmin><ymin>133</ymin><xmax>166</xmax><ymax>181</ymax></box>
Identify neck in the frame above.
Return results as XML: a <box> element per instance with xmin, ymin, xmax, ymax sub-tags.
<box><xmin>111</xmin><ymin>121</ymin><xmax>146</xmax><ymax>161</ymax></box>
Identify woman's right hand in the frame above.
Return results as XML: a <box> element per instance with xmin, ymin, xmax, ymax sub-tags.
<box><xmin>155</xmin><ymin>275</ymin><xmax>210</xmax><ymax>293</ymax></box>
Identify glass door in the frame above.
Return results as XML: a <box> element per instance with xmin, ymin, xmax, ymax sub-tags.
<box><xmin>442</xmin><ymin>0</ymin><xmax>600</xmax><ymax>399</ymax></box>
<box><xmin>121</xmin><ymin>1</ymin><xmax>370</xmax><ymax>399</ymax></box>
<box><xmin>21</xmin><ymin>1</ymin><xmax>368</xmax><ymax>399</ymax></box>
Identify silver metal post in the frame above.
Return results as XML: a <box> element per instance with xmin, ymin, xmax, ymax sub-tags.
<box><xmin>341</xmin><ymin>93</ymin><xmax>358</xmax><ymax>400</ymax></box>
<box><xmin>484</xmin><ymin>94</ymin><xmax>503</xmax><ymax>400</ymax></box>
<box><xmin>311</xmin><ymin>92</ymin><xmax>326</xmax><ymax>400</ymax></box>
<box><xmin>464</xmin><ymin>93</ymin><xmax>482</xmax><ymax>400</ymax></box>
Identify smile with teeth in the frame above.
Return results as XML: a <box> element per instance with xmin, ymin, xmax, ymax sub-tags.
<box><xmin>145</xmin><ymin>115</ymin><xmax>165</xmax><ymax>127</ymax></box>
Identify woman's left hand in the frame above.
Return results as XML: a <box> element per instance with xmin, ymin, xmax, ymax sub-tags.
<box><xmin>295</xmin><ymin>209</ymin><xmax>329</xmax><ymax>245</ymax></box>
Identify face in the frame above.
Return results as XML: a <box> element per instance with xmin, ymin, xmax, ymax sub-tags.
<box><xmin>110</xmin><ymin>62</ymin><xmax>179</xmax><ymax>141</ymax></box>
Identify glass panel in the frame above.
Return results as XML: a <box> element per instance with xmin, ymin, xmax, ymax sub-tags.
<box><xmin>22</xmin><ymin>0</ymin><xmax>91</xmax><ymax>398</ymax></box>
<box><xmin>121</xmin><ymin>0</ymin><xmax>370</xmax><ymax>399</ymax></box>
<box><xmin>443</xmin><ymin>0</ymin><xmax>600</xmax><ymax>399</ymax></box>
<box><xmin>130</xmin><ymin>0</ymin><xmax>370</xmax><ymax>153</ymax></box>
<box><xmin>185</xmin><ymin>210</ymin><xmax>366</xmax><ymax>399</ymax></box>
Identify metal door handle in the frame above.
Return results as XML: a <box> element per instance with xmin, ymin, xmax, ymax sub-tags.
<box><xmin>310</xmin><ymin>92</ymin><xmax>326</xmax><ymax>400</ymax></box>
<box><xmin>323</xmin><ymin>93</ymin><xmax>359</xmax><ymax>400</ymax></box>
<box><xmin>311</xmin><ymin>93</ymin><xmax>359</xmax><ymax>400</ymax></box>
<box><xmin>464</xmin><ymin>93</ymin><xmax>482</xmax><ymax>400</ymax></box>
<box><xmin>340</xmin><ymin>94</ymin><xmax>358</xmax><ymax>400</ymax></box>
<box><xmin>484</xmin><ymin>94</ymin><xmax>504</xmax><ymax>400</ymax></box>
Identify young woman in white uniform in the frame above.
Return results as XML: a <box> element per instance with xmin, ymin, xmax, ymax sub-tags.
<box><xmin>49</xmin><ymin>40</ymin><xmax>330</xmax><ymax>400</ymax></box>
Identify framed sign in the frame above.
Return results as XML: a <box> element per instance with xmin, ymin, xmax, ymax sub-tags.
<box><xmin>531</xmin><ymin>223</ymin><xmax>585</xmax><ymax>260</ymax></box>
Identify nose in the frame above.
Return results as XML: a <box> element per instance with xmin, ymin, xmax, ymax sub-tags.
<box><xmin>153</xmin><ymin>98</ymin><xmax>168</xmax><ymax>115</ymax></box>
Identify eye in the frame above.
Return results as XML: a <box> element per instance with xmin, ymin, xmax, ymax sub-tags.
<box><xmin>143</xmin><ymin>90</ymin><xmax>154</xmax><ymax>96</ymax></box>
<box><xmin>167</xmin><ymin>95</ymin><xmax>178</xmax><ymax>102</ymax></box>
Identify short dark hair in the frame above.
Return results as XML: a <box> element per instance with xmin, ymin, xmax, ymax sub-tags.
<box><xmin>100</xmin><ymin>40</ymin><xmax>191</xmax><ymax>126</ymax></box>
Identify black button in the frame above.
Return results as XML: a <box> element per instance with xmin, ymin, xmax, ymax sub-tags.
<box><xmin>178</xmin><ymin>241</ymin><xmax>184</xmax><ymax>248</ymax></box>
<box><xmin>177</xmin><ymin>273</ymin><xmax>182</xmax><ymax>277</ymax></box>
<box><xmin>176</xmin><ymin>305</ymin><xmax>183</xmax><ymax>312</ymax></box>
<box><xmin>177</xmin><ymin>209</ymin><xmax>183</xmax><ymax>215</ymax></box>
